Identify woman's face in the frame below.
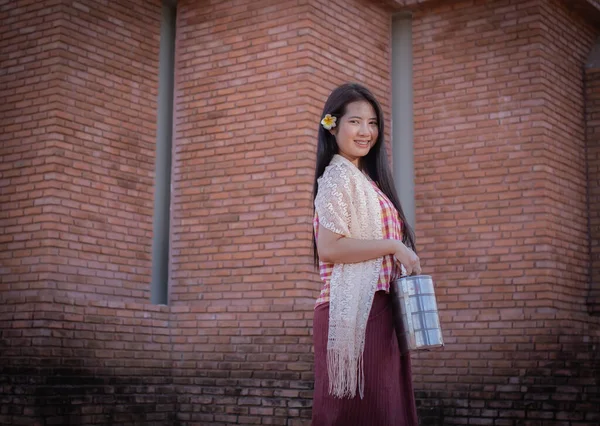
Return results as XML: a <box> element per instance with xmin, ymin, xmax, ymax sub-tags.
<box><xmin>331</xmin><ymin>100</ymin><xmax>379</xmax><ymax>167</ymax></box>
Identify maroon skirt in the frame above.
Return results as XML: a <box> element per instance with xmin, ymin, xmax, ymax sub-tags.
<box><xmin>311</xmin><ymin>291</ymin><xmax>418</xmax><ymax>426</ymax></box>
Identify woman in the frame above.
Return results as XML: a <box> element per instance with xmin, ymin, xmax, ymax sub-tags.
<box><xmin>311</xmin><ymin>83</ymin><xmax>420</xmax><ymax>426</ymax></box>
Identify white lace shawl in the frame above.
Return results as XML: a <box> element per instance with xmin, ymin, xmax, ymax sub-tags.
<box><xmin>314</xmin><ymin>154</ymin><xmax>383</xmax><ymax>399</ymax></box>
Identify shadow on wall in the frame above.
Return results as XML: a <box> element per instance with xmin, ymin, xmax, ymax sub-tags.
<box><xmin>416</xmin><ymin>333</ymin><xmax>600</xmax><ymax>425</ymax></box>
<box><xmin>2</xmin><ymin>362</ymin><xmax>179</xmax><ymax>425</ymax></box>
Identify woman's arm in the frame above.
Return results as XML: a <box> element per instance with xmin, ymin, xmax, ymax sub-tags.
<box><xmin>317</xmin><ymin>224</ymin><xmax>421</xmax><ymax>274</ymax></box>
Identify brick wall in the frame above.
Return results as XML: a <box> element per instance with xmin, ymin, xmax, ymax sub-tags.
<box><xmin>0</xmin><ymin>0</ymin><xmax>65</xmax><ymax>299</ymax></box>
<box><xmin>1</xmin><ymin>0</ymin><xmax>170</xmax><ymax>424</ymax></box>
<box><xmin>170</xmin><ymin>0</ymin><xmax>317</xmax><ymax>304</ymax></box>
<box><xmin>50</xmin><ymin>0</ymin><xmax>160</xmax><ymax>302</ymax></box>
<box><xmin>169</xmin><ymin>1</ymin><xmax>318</xmax><ymax>422</ymax></box>
<box><xmin>538</xmin><ymin>0</ymin><xmax>596</xmax><ymax>312</ymax></box>
<box><xmin>1</xmin><ymin>0</ymin><xmax>160</xmax><ymax>303</ymax></box>
<box><xmin>411</xmin><ymin>0</ymin><xmax>600</xmax><ymax>424</ymax></box>
<box><xmin>587</xmin><ymin>49</ymin><xmax>600</xmax><ymax>315</ymax></box>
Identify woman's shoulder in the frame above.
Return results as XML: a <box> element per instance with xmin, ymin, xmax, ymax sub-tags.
<box><xmin>320</xmin><ymin>155</ymin><xmax>358</xmax><ymax>182</ymax></box>
<box><xmin>317</xmin><ymin>157</ymin><xmax>362</xmax><ymax>204</ymax></box>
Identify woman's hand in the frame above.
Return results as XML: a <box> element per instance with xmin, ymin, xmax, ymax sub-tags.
<box><xmin>393</xmin><ymin>241</ymin><xmax>421</xmax><ymax>276</ymax></box>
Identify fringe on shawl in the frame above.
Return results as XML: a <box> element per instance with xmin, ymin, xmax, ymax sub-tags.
<box><xmin>327</xmin><ymin>347</ymin><xmax>365</xmax><ymax>399</ymax></box>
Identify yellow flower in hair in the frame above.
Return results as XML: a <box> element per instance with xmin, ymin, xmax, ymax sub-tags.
<box><xmin>321</xmin><ymin>114</ymin><xmax>337</xmax><ymax>130</ymax></box>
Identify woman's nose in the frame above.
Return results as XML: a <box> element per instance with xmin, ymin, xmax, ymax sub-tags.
<box><xmin>358</xmin><ymin>122</ymin><xmax>369</xmax><ymax>135</ymax></box>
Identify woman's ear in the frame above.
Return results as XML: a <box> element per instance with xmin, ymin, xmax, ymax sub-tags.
<box><xmin>329</xmin><ymin>128</ymin><xmax>337</xmax><ymax>136</ymax></box>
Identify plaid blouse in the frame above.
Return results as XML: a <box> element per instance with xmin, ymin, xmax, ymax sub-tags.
<box><xmin>313</xmin><ymin>181</ymin><xmax>404</xmax><ymax>307</ymax></box>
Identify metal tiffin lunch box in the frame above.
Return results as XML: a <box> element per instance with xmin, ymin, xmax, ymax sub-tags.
<box><xmin>389</xmin><ymin>274</ymin><xmax>444</xmax><ymax>355</ymax></box>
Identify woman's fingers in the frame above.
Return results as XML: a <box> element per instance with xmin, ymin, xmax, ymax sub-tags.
<box><xmin>393</xmin><ymin>242</ymin><xmax>421</xmax><ymax>277</ymax></box>
<box><xmin>409</xmin><ymin>252</ymin><xmax>421</xmax><ymax>276</ymax></box>
<box><xmin>413</xmin><ymin>263</ymin><xmax>421</xmax><ymax>276</ymax></box>
<box><xmin>413</xmin><ymin>255</ymin><xmax>421</xmax><ymax>275</ymax></box>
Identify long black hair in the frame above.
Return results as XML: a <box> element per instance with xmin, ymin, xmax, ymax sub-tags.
<box><xmin>312</xmin><ymin>82</ymin><xmax>416</xmax><ymax>265</ymax></box>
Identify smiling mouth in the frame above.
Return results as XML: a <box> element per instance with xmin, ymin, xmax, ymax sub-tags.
<box><xmin>355</xmin><ymin>140</ymin><xmax>370</xmax><ymax>147</ymax></box>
